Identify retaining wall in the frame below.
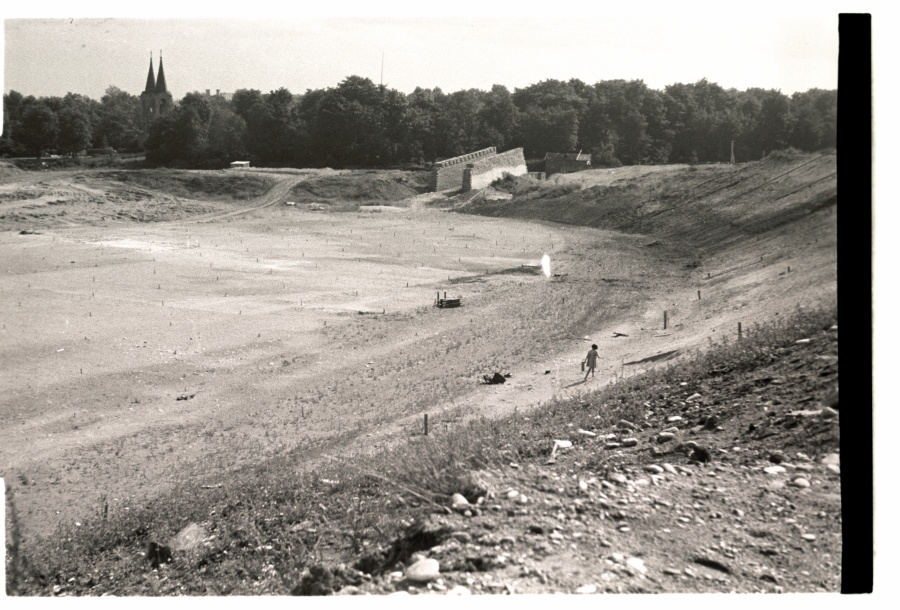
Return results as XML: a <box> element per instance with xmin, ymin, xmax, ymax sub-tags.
<box><xmin>462</xmin><ymin>148</ymin><xmax>528</xmax><ymax>191</ymax></box>
<box><xmin>429</xmin><ymin>147</ymin><xmax>496</xmax><ymax>192</ymax></box>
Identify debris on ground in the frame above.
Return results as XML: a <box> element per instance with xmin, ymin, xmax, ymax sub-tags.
<box><xmin>482</xmin><ymin>373</ymin><xmax>510</xmax><ymax>384</ymax></box>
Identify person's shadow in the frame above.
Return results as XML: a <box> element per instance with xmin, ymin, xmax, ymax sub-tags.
<box><xmin>564</xmin><ymin>380</ymin><xmax>588</xmax><ymax>388</ymax></box>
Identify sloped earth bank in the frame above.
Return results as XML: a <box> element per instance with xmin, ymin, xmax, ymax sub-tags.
<box><xmin>0</xmin><ymin>167</ymin><xmax>338</xmax><ymax>229</ymax></box>
<box><xmin>301</xmin><ymin>321</ymin><xmax>840</xmax><ymax>595</ymax></box>
<box><xmin>2</xmin><ymin>155</ymin><xmax>837</xmax><ymax>594</ymax></box>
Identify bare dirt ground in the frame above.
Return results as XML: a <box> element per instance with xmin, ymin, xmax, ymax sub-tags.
<box><xmin>548</xmin><ymin>163</ymin><xmax>692</xmax><ymax>188</ymax></box>
<box><xmin>1</xmin><ymin>155</ymin><xmax>838</xmax><ymax>595</ymax></box>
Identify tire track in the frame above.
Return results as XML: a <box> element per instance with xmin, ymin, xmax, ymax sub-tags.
<box><xmin>190</xmin><ymin>172</ymin><xmax>311</xmax><ymax>224</ymax></box>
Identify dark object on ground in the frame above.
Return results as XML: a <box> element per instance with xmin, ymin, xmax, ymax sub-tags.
<box><xmin>544</xmin><ymin>370</ymin><xmax>551</xmax><ymax>374</ymax></box>
<box><xmin>702</xmin><ymin>415</ymin><xmax>719</xmax><ymax>430</ymax></box>
<box><xmin>625</xmin><ymin>349</ymin><xmax>680</xmax><ymax>365</ymax></box>
<box><xmin>612</xmin><ymin>332</ymin><xmax>629</xmax><ymax>337</ymax></box>
<box><xmin>354</xmin><ymin>517</ymin><xmax>453</xmax><ymax>578</ymax></box>
<box><xmin>147</xmin><ymin>542</ymin><xmax>173</xmax><ymax>568</ymax></box>
<box><xmin>689</xmin><ymin>446</ymin><xmax>712</xmax><ymax>463</ymax></box>
<box><xmin>435</xmin><ymin>293</ymin><xmax>462</xmax><ymax>308</ymax></box>
<box><xmin>19</xmin><ymin>229</ymin><xmax>42</xmax><ymax>235</ymax></box>
<box><xmin>694</xmin><ymin>556</ymin><xmax>732</xmax><ymax>574</ymax></box>
<box><xmin>176</xmin><ymin>394</ymin><xmax>195</xmax><ymax>401</ymax></box>
<box><xmin>768</xmin><ymin>452</ymin><xmax>787</xmax><ymax>464</ymax></box>
<box><xmin>293</xmin><ymin>564</ymin><xmax>334</xmax><ymax>595</ymax></box>
<box><xmin>291</xmin><ymin>563</ymin><xmax>368</xmax><ymax>595</ymax></box>
<box><xmin>483</xmin><ymin>373</ymin><xmax>508</xmax><ymax>384</ymax></box>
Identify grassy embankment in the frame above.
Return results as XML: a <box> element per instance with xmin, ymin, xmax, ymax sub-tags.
<box><xmin>466</xmin><ymin>149</ymin><xmax>836</xmax><ymax>254</ymax></box>
<box><xmin>286</xmin><ymin>170</ymin><xmax>429</xmax><ymax>211</ymax></box>
<box><xmin>101</xmin><ymin>170</ymin><xmax>276</xmax><ymax>202</ymax></box>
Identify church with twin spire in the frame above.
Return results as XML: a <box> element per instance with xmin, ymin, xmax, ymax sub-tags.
<box><xmin>140</xmin><ymin>52</ymin><xmax>173</xmax><ymax>132</ymax></box>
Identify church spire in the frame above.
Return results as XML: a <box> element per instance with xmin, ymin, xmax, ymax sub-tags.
<box><xmin>144</xmin><ymin>52</ymin><xmax>156</xmax><ymax>93</ymax></box>
<box><xmin>155</xmin><ymin>50</ymin><xmax>168</xmax><ymax>94</ymax></box>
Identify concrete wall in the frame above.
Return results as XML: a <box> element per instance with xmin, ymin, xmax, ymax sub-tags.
<box><xmin>429</xmin><ymin>147</ymin><xmax>496</xmax><ymax>191</ymax></box>
<box><xmin>462</xmin><ymin>148</ymin><xmax>528</xmax><ymax>191</ymax></box>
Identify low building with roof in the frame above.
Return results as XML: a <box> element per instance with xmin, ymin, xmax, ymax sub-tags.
<box><xmin>544</xmin><ymin>151</ymin><xmax>591</xmax><ymax>176</ymax></box>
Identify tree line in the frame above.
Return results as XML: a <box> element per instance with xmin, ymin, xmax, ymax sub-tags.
<box><xmin>2</xmin><ymin>76</ymin><xmax>836</xmax><ymax>168</ymax></box>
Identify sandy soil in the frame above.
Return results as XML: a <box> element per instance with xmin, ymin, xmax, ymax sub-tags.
<box><xmin>0</xmin><ymin>161</ymin><xmax>837</xmax><ymax>595</ymax></box>
<box><xmin>548</xmin><ymin>163</ymin><xmax>692</xmax><ymax>188</ymax></box>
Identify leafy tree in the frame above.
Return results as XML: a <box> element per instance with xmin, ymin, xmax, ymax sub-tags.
<box><xmin>206</xmin><ymin>98</ymin><xmax>249</xmax><ymax>163</ymax></box>
<box><xmin>242</xmin><ymin>98</ymin><xmax>277</xmax><ymax>163</ymax></box>
<box><xmin>435</xmin><ymin>89</ymin><xmax>485</xmax><ymax>157</ymax></box>
<box><xmin>1</xmin><ymin>91</ymin><xmax>27</xmax><ymax>155</ymax></box>
<box><xmin>789</xmin><ymin>88</ymin><xmax>836</xmax><ymax>151</ymax></box>
<box><xmin>314</xmin><ymin>87</ymin><xmax>381</xmax><ymax>165</ymax></box>
<box><xmin>305</xmin><ymin>77</ymin><xmax>413</xmax><ymax>167</ymax></box>
<box><xmin>231</xmin><ymin>88</ymin><xmax>264</xmax><ymax>121</ymax></box>
<box><xmin>478</xmin><ymin>85</ymin><xmax>519</xmax><ymax>151</ymax></box>
<box><xmin>586</xmin><ymin>80</ymin><xmax>656</xmax><ymax>165</ymax></box>
<box><xmin>3</xmin><ymin>72</ymin><xmax>835</xmax><ymax>169</ymax></box>
<box><xmin>514</xmin><ymin>80</ymin><xmax>583</xmax><ymax>158</ymax></box>
<box><xmin>744</xmin><ymin>89</ymin><xmax>795</xmax><ymax>158</ymax></box>
<box><xmin>57</xmin><ymin>106</ymin><xmax>93</xmax><ymax>155</ymax></box>
<box><xmin>97</xmin><ymin>87</ymin><xmax>144</xmax><ymax>151</ymax></box>
<box><xmin>145</xmin><ymin>93</ymin><xmax>215</xmax><ymax>166</ymax></box>
<box><xmin>406</xmin><ymin>87</ymin><xmax>445</xmax><ymax>161</ymax></box>
<box><xmin>238</xmin><ymin>87</ymin><xmax>300</xmax><ymax>165</ymax></box>
<box><xmin>18</xmin><ymin>101</ymin><xmax>59</xmax><ymax>158</ymax></box>
<box><xmin>641</xmin><ymin>88</ymin><xmax>673</xmax><ymax>163</ymax></box>
<box><xmin>266</xmin><ymin>88</ymin><xmax>301</xmax><ymax>164</ymax></box>
<box><xmin>513</xmin><ymin>79</ymin><xmax>584</xmax><ymax>113</ymax></box>
<box><xmin>519</xmin><ymin>107</ymin><xmax>578</xmax><ymax>158</ymax></box>
<box><xmin>380</xmin><ymin>87</ymin><xmax>412</xmax><ymax>164</ymax></box>
<box><xmin>144</xmin><ymin>112</ymin><xmax>181</xmax><ymax>164</ymax></box>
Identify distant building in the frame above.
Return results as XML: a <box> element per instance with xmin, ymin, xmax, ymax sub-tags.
<box><xmin>205</xmin><ymin>89</ymin><xmax>234</xmax><ymax>101</ymax></box>
<box><xmin>140</xmin><ymin>53</ymin><xmax>174</xmax><ymax>133</ymax></box>
<box><xmin>230</xmin><ymin>161</ymin><xmax>250</xmax><ymax>169</ymax></box>
<box><xmin>544</xmin><ymin>151</ymin><xmax>591</xmax><ymax>175</ymax></box>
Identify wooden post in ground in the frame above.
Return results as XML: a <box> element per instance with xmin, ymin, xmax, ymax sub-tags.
<box><xmin>698</xmin><ymin>290</ymin><xmax>701</xmax><ymax>300</ymax></box>
<box><xmin>424</xmin><ymin>414</ymin><xmax>429</xmax><ymax>436</ymax></box>
<box><xmin>664</xmin><ymin>310</ymin><xmax>668</xmax><ymax>330</ymax></box>
<box><xmin>738</xmin><ymin>322</ymin><xmax>742</xmax><ymax>339</ymax></box>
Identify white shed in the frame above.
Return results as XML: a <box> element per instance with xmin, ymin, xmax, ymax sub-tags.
<box><xmin>229</xmin><ymin>161</ymin><xmax>250</xmax><ymax>169</ymax></box>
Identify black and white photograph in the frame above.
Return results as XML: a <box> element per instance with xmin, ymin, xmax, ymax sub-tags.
<box><xmin>0</xmin><ymin>2</ymin><xmax>873</xmax><ymax>600</ymax></box>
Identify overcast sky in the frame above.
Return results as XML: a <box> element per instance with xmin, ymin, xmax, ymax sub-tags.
<box><xmin>2</xmin><ymin>3</ymin><xmax>845</xmax><ymax>102</ymax></box>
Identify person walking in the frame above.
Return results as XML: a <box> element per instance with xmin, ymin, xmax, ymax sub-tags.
<box><xmin>584</xmin><ymin>344</ymin><xmax>599</xmax><ymax>380</ymax></box>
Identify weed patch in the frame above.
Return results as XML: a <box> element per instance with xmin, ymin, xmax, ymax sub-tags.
<box><xmin>103</xmin><ymin>170</ymin><xmax>276</xmax><ymax>201</ymax></box>
<box><xmin>289</xmin><ymin>171</ymin><xmax>427</xmax><ymax>205</ymax></box>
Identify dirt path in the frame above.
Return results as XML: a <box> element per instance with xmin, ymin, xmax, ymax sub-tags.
<box><xmin>189</xmin><ymin>169</ymin><xmax>345</xmax><ymax>224</ymax></box>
